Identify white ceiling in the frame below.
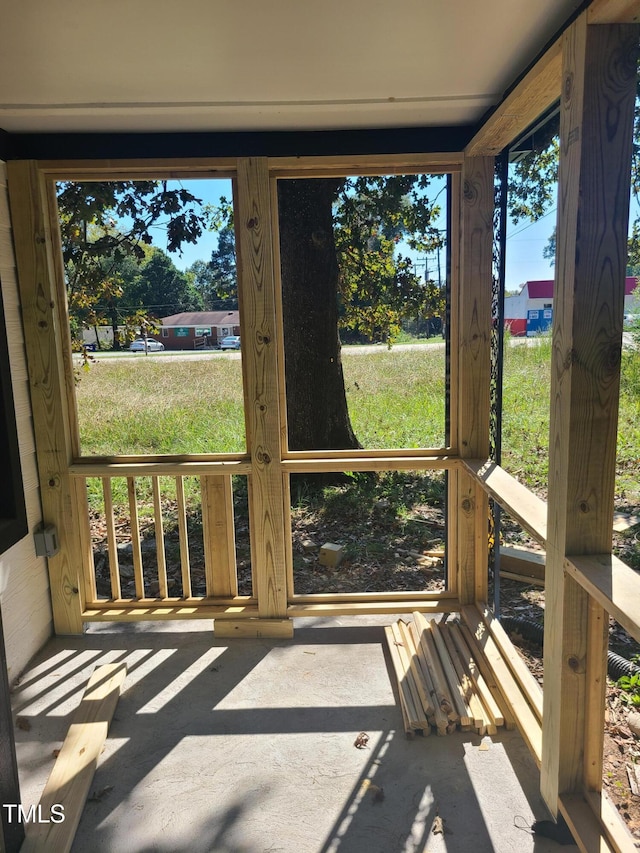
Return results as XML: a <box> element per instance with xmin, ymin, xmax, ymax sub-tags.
<box><xmin>0</xmin><ymin>0</ymin><xmax>581</xmax><ymax>134</ymax></box>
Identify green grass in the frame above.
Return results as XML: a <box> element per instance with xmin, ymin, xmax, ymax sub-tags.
<box><xmin>75</xmin><ymin>358</ymin><xmax>246</xmax><ymax>454</ymax></box>
<box><xmin>75</xmin><ymin>341</ymin><xmax>640</xmax><ymax>505</ymax></box>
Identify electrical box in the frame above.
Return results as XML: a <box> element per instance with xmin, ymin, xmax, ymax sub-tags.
<box><xmin>33</xmin><ymin>523</ymin><xmax>60</xmax><ymax>557</ymax></box>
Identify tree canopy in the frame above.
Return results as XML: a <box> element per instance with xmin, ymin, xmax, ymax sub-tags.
<box><xmin>57</xmin><ymin>180</ymin><xmax>205</xmax><ymax>346</ymax></box>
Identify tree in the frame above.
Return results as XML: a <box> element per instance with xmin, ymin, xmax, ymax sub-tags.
<box><xmin>57</xmin><ymin>181</ymin><xmax>204</xmax><ymax>348</ymax></box>
<box><xmin>123</xmin><ymin>248</ymin><xmax>204</xmax><ymax>316</ymax></box>
<box><xmin>188</xmin><ymin>222</ymin><xmax>238</xmax><ymax>310</ymax></box>
<box><xmin>276</xmin><ymin>176</ymin><xmax>444</xmax><ymax>451</ymax></box>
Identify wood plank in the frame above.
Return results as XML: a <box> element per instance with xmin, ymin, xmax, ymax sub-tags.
<box><xmin>83</xmin><ymin>603</ymin><xmax>258</xmax><ymax>621</ymax></box>
<box><xmin>37</xmin><ymin>158</ymin><xmax>237</xmax><ymax>178</ymax></box>
<box><xmin>565</xmin><ymin>553</ymin><xmax>640</xmax><ymax>644</ymax></box>
<box><xmin>499</xmin><ymin>545</ymin><xmax>546</xmax><ymax>581</ymax></box>
<box><xmin>391</xmin><ymin>622</ymin><xmax>430</xmax><ymax>730</ymax></box>
<box><xmin>69</xmin><ymin>458</ymin><xmax>251</xmax><ymax>477</ymax></box>
<box><xmin>72</xmin><ymin>477</ymin><xmax>96</xmax><ymax>608</ymax></box>
<box><xmin>127</xmin><ymin>477</ymin><xmax>144</xmax><ymax>599</ymax></box>
<box><xmin>466</xmin><ymin>604</ymin><xmax>543</xmax><ymax>720</ymax></box>
<box><xmin>438</xmin><ymin>623</ymin><xmax>477</xmax><ymax>728</ymax></box>
<box><xmin>559</xmin><ymin>795</ymin><xmax>615</xmax><ymax>853</ymax></box>
<box><xmin>281</xmin><ymin>455</ymin><xmax>456</xmax><ymax>473</ymax></box>
<box><xmin>429</xmin><ymin>621</ymin><xmax>473</xmax><ymax>726</ymax></box>
<box><xmin>7</xmin><ymin>160</ymin><xmax>84</xmax><ymax>634</ymax></box>
<box><xmin>268</xmin><ymin>153</ymin><xmax>463</xmax><ymax>176</ymax></box>
<box><xmin>287</xmin><ymin>599</ymin><xmax>459</xmax><ymax>617</ymax></box>
<box><xmin>459</xmin><ymin>614</ymin><xmax>542</xmax><ymax>764</ymax></box>
<box><xmin>214</xmin><ymin>618</ymin><xmax>294</xmax><ymax>639</ymax></box>
<box><xmin>466</xmin><ymin>42</ymin><xmax>562</xmax><ymax>158</ymax></box>
<box><xmin>21</xmin><ymin>663</ymin><xmax>126</xmax><ymax>853</ymax></box>
<box><xmin>588</xmin><ymin>0</ymin><xmax>640</xmax><ymax>24</ymax></box>
<box><xmin>174</xmin><ymin>476</ymin><xmax>192</xmax><ymax>598</ymax></box>
<box><xmin>396</xmin><ymin>620</ymin><xmax>435</xmax><ymax>722</ymax></box>
<box><xmin>585</xmin><ymin>789</ymin><xmax>637</xmax><ymax>853</ymax></box>
<box><xmin>152</xmin><ymin>477</ymin><xmax>168</xmax><ymax>599</ymax></box>
<box><xmin>408</xmin><ymin>621</ymin><xmax>448</xmax><ymax>733</ymax></box>
<box><xmin>101</xmin><ymin>479</ymin><xmax>121</xmax><ymax>601</ymax></box>
<box><xmin>412</xmin><ymin>613</ymin><xmax>458</xmax><ymax>724</ymax></box>
<box><xmin>236</xmin><ymin>158</ymin><xmax>288</xmax><ymax>623</ymax></box>
<box><xmin>541</xmin><ymin>19</ymin><xmax>639</xmax><ymax>815</ymax></box>
<box><xmin>462</xmin><ymin>459</ymin><xmax>547</xmax><ymax>546</ymax></box>
<box><xmin>456</xmin><ymin>156</ymin><xmax>494</xmax><ymax>604</ymax></box>
<box><xmin>384</xmin><ymin>625</ymin><xmax>423</xmax><ymax>733</ymax></box>
<box><xmin>200</xmin><ymin>475</ymin><xmax>237</xmax><ymax>598</ymax></box>
<box><xmin>448</xmin><ymin>622</ymin><xmax>505</xmax><ymax>727</ymax></box>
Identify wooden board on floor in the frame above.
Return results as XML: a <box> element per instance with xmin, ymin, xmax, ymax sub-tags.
<box><xmin>21</xmin><ymin>662</ymin><xmax>126</xmax><ymax>853</ymax></box>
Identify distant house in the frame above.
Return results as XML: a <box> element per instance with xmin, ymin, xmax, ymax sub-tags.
<box><xmin>504</xmin><ymin>277</ymin><xmax>639</xmax><ymax>336</ymax></box>
<box><xmin>159</xmin><ymin>311</ymin><xmax>240</xmax><ymax>350</ymax></box>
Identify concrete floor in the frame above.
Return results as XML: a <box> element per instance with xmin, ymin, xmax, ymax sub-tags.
<box><xmin>12</xmin><ymin>616</ymin><xmax>577</xmax><ymax>853</ymax></box>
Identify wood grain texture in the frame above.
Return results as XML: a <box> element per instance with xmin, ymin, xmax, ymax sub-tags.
<box><xmin>541</xmin><ymin>18</ymin><xmax>639</xmax><ymax>815</ymax></box>
<box><xmin>566</xmin><ymin>553</ymin><xmax>640</xmax><ymax>643</ymax></box>
<box><xmin>201</xmin><ymin>475</ymin><xmax>237</xmax><ymax>598</ymax></box>
<box><xmin>456</xmin><ymin>157</ymin><xmax>494</xmax><ymax>604</ymax></box>
<box><xmin>466</xmin><ymin>42</ymin><xmax>563</xmax><ymax>157</ymax></box>
<box><xmin>236</xmin><ymin>158</ymin><xmax>288</xmax><ymax>622</ymax></box>
<box><xmin>152</xmin><ymin>476</ymin><xmax>168</xmax><ymax>599</ymax></box>
<box><xmin>462</xmin><ymin>459</ymin><xmax>547</xmax><ymax>545</ymax></box>
<box><xmin>21</xmin><ymin>663</ymin><xmax>126</xmax><ymax>853</ymax></box>
<box><xmin>7</xmin><ymin>160</ymin><xmax>83</xmax><ymax>633</ymax></box>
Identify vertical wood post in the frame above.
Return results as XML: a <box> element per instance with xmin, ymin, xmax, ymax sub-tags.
<box><xmin>541</xmin><ymin>19</ymin><xmax>639</xmax><ymax>813</ymax></box>
<box><xmin>7</xmin><ymin>161</ymin><xmax>83</xmax><ymax>634</ymax></box>
<box><xmin>235</xmin><ymin>158</ymin><xmax>290</xmax><ymax>633</ymax></box>
<box><xmin>456</xmin><ymin>157</ymin><xmax>494</xmax><ymax>604</ymax></box>
<box><xmin>201</xmin><ymin>475</ymin><xmax>237</xmax><ymax>598</ymax></box>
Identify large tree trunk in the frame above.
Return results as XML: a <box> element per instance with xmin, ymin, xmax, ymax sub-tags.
<box><xmin>278</xmin><ymin>179</ymin><xmax>360</xmax><ymax>452</ymax></box>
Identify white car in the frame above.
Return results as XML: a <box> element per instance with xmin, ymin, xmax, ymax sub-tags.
<box><xmin>129</xmin><ymin>338</ymin><xmax>165</xmax><ymax>352</ymax></box>
<box><xmin>220</xmin><ymin>336</ymin><xmax>241</xmax><ymax>350</ymax></box>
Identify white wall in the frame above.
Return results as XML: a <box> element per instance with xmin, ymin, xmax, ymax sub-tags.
<box><xmin>0</xmin><ymin>161</ymin><xmax>52</xmax><ymax>683</ymax></box>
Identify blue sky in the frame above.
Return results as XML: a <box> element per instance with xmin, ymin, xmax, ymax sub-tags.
<box><xmin>157</xmin><ymin>177</ymin><xmax>571</xmax><ymax>295</ymax></box>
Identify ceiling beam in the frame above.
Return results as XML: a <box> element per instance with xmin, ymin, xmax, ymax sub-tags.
<box><xmin>466</xmin><ymin>0</ymin><xmax>640</xmax><ymax>156</ymax></box>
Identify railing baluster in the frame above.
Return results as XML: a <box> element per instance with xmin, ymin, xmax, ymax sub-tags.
<box><xmin>73</xmin><ymin>477</ymin><xmax>96</xmax><ymax>604</ymax></box>
<box><xmin>201</xmin><ymin>475</ymin><xmax>237</xmax><ymax>598</ymax></box>
<box><xmin>127</xmin><ymin>477</ymin><xmax>145</xmax><ymax>599</ymax></box>
<box><xmin>152</xmin><ymin>476</ymin><xmax>168</xmax><ymax>598</ymax></box>
<box><xmin>175</xmin><ymin>476</ymin><xmax>192</xmax><ymax>598</ymax></box>
<box><xmin>102</xmin><ymin>477</ymin><xmax>121</xmax><ymax>600</ymax></box>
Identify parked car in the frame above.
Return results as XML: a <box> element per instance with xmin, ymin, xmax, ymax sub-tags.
<box><xmin>129</xmin><ymin>338</ymin><xmax>165</xmax><ymax>352</ymax></box>
<box><xmin>220</xmin><ymin>335</ymin><xmax>241</xmax><ymax>350</ymax></box>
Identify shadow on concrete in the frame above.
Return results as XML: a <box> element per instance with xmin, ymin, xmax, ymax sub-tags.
<box><xmin>12</xmin><ymin>620</ymin><xmax>574</xmax><ymax>852</ymax></box>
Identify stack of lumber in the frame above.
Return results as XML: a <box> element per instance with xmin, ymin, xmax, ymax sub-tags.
<box><xmin>384</xmin><ymin>613</ymin><xmax>511</xmax><ymax>737</ymax></box>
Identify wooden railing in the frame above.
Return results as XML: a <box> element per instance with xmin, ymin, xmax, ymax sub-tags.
<box><xmin>70</xmin><ymin>462</ymin><xmax>256</xmax><ymax>620</ymax></box>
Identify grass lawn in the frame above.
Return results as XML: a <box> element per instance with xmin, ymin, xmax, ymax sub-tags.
<box><xmin>75</xmin><ymin>339</ymin><xmax>640</xmax><ymax>506</ymax></box>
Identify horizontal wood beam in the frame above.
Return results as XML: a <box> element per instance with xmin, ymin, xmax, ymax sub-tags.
<box><xmin>461</xmin><ymin>459</ymin><xmax>547</xmax><ymax>545</ymax></box>
<box><xmin>82</xmin><ymin>602</ymin><xmax>259</xmax><ymax>621</ymax></box>
<box><xmin>466</xmin><ymin>0</ymin><xmax>640</xmax><ymax>157</ymax></box>
<box><xmin>287</xmin><ymin>599</ymin><xmax>459</xmax><ymax>617</ymax></box>
<box><xmin>588</xmin><ymin>0</ymin><xmax>640</xmax><ymax>24</ymax></box>
<box><xmin>269</xmin><ymin>152</ymin><xmax>463</xmax><ymax>176</ymax></box>
<box><xmin>565</xmin><ymin>553</ymin><xmax>640</xmax><ymax>643</ymax></box>
<box><xmin>465</xmin><ymin>41</ymin><xmax>562</xmax><ymax>157</ymax></box>
<box><xmin>281</xmin><ymin>455</ymin><xmax>456</xmax><ymax>473</ymax></box>
<box><xmin>69</xmin><ymin>459</ymin><xmax>252</xmax><ymax>477</ymax></box>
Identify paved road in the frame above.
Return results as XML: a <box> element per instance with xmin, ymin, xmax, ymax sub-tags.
<box><xmin>83</xmin><ymin>333</ymin><xmax>636</xmax><ymax>363</ymax></box>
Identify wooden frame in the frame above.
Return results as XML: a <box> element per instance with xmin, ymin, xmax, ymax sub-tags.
<box><xmin>9</xmin><ymin>152</ymin><xmax>463</xmax><ymax>638</ymax></box>
<box><xmin>6</xmin><ymin>12</ymin><xmax>640</xmax><ymax>841</ymax></box>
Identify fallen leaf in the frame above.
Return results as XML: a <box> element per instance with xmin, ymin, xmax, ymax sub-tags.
<box><xmin>354</xmin><ymin>732</ymin><xmax>370</xmax><ymax>749</ymax></box>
